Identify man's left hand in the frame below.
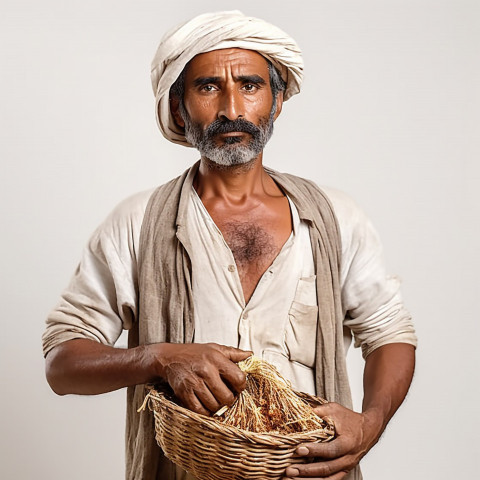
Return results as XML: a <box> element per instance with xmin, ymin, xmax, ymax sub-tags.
<box><xmin>283</xmin><ymin>402</ymin><xmax>382</xmax><ymax>479</ymax></box>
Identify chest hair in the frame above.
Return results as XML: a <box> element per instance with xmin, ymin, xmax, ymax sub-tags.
<box><xmin>222</xmin><ymin>221</ymin><xmax>278</xmax><ymax>275</ymax></box>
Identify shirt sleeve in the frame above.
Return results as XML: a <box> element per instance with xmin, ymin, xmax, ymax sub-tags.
<box><xmin>42</xmin><ymin>190</ymin><xmax>152</xmax><ymax>357</ymax></box>
<box><xmin>324</xmin><ymin>188</ymin><xmax>418</xmax><ymax>359</ymax></box>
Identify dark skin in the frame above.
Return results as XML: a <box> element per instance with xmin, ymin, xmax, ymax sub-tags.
<box><xmin>45</xmin><ymin>48</ymin><xmax>416</xmax><ymax>478</ymax></box>
<box><xmin>172</xmin><ymin>48</ymin><xmax>290</xmax><ymax>303</ymax></box>
<box><xmin>283</xmin><ymin>343</ymin><xmax>415</xmax><ymax>479</ymax></box>
<box><xmin>46</xmin><ymin>340</ymin><xmax>251</xmax><ymax>416</ymax></box>
<box><xmin>193</xmin><ymin>165</ymin><xmax>291</xmax><ymax>303</ymax></box>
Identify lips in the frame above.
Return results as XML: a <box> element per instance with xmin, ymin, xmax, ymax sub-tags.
<box><xmin>217</xmin><ymin>131</ymin><xmax>250</xmax><ymax>143</ymax></box>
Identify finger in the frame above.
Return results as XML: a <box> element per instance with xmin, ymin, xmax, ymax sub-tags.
<box><xmin>285</xmin><ymin>457</ymin><xmax>353</xmax><ymax>478</ymax></box>
<box><xmin>313</xmin><ymin>402</ymin><xmax>350</xmax><ymax>430</ymax></box>
<box><xmin>203</xmin><ymin>373</ymin><xmax>236</xmax><ymax>407</ymax></box>
<box><xmin>217</xmin><ymin>361</ymin><xmax>248</xmax><ymax>393</ymax></box>
<box><xmin>180</xmin><ymin>390</ymin><xmax>210</xmax><ymax>416</ymax></box>
<box><xmin>193</xmin><ymin>381</ymin><xmax>224</xmax><ymax>413</ymax></box>
<box><xmin>282</xmin><ymin>471</ymin><xmax>348</xmax><ymax>480</ymax></box>
<box><xmin>323</xmin><ymin>471</ymin><xmax>349</xmax><ymax>480</ymax></box>
<box><xmin>218</xmin><ymin>345</ymin><xmax>253</xmax><ymax>363</ymax></box>
<box><xmin>295</xmin><ymin>438</ymin><xmax>350</xmax><ymax>460</ymax></box>
<box><xmin>313</xmin><ymin>402</ymin><xmax>338</xmax><ymax>418</ymax></box>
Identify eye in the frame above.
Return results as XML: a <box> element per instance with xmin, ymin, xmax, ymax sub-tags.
<box><xmin>242</xmin><ymin>83</ymin><xmax>258</xmax><ymax>92</ymax></box>
<box><xmin>201</xmin><ymin>84</ymin><xmax>217</xmax><ymax>92</ymax></box>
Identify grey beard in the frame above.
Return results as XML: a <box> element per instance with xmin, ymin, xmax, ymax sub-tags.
<box><xmin>181</xmin><ymin>106</ymin><xmax>275</xmax><ymax>168</ymax></box>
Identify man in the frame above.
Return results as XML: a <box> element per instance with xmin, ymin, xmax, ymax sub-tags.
<box><xmin>43</xmin><ymin>11</ymin><xmax>416</xmax><ymax>480</ymax></box>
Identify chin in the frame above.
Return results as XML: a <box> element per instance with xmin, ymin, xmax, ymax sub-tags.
<box><xmin>203</xmin><ymin>155</ymin><xmax>258</xmax><ymax>172</ymax></box>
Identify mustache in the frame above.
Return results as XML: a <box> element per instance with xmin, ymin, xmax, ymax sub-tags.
<box><xmin>205</xmin><ymin>118</ymin><xmax>261</xmax><ymax>137</ymax></box>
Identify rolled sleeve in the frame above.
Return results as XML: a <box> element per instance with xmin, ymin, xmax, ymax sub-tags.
<box><xmin>325</xmin><ymin>187</ymin><xmax>417</xmax><ymax>358</ymax></box>
<box><xmin>344</xmin><ymin>278</ymin><xmax>417</xmax><ymax>358</ymax></box>
<box><xmin>42</xmin><ymin>190</ymin><xmax>151</xmax><ymax>357</ymax></box>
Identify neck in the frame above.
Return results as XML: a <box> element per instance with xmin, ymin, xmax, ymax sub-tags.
<box><xmin>195</xmin><ymin>154</ymin><xmax>278</xmax><ymax>202</ymax></box>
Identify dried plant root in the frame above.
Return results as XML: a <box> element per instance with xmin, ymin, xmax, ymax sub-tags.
<box><xmin>217</xmin><ymin>356</ymin><xmax>334</xmax><ymax>436</ymax></box>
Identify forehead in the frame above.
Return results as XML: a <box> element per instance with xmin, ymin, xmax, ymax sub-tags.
<box><xmin>185</xmin><ymin>48</ymin><xmax>270</xmax><ymax>80</ymax></box>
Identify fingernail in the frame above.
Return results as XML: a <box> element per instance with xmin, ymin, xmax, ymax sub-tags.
<box><xmin>297</xmin><ymin>446</ymin><xmax>309</xmax><ymax>455</ymax></box>
<box><xmin>285</xmin><ymin>468</ymin><xmax>299</xmax><ymax>477</ymax></box>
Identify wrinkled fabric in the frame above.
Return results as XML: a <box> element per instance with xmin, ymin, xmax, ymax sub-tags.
<box><xmin>188</xmin><ymin>188</ymin><xmax>318</xmax><ymax>395</ymax></box>
<box><xmin>151</xmin><ymin>11</ymin><xmax>303</xmax><ymax>146</ymax></box>
<box><xmin>130</xmin><ymin>162</ymin><xmax>362</xmax><ymax>479</ymax></box>
<box><xmin>42</xmin><ymin>186</ymin><xmax>417</xmax><ymax>361</ymax></box>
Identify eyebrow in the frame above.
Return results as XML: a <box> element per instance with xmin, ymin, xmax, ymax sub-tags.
<box><xmin>192</xmin><ymin>74</ymin><xmax>267</xmax><ymax>87</ymax></box>
<box><xmin>193</xmin><ymin>76</ymin><xmax>221</xmax><ymax>87</ymax></box>
<box><xmin>236</xmin><ymin>74</ymin><xmax>267</xmax><ymax>85</ymax></box>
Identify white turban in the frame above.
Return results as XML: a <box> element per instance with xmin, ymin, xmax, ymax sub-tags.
<box><xmin>151</xmin><ymin>11</ymin><xmax>304</xmax><ymax>146</ymax></box>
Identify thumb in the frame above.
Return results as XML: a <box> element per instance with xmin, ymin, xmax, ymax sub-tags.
<box><xmin>220</xmin><ymin>346</ymin><xmax>253</xmax><ymax>363</ymax></box>
<box><xmin>313</xmin><ymin>402</ymin><xmax>336</xmax><ymax>419</ymax></box>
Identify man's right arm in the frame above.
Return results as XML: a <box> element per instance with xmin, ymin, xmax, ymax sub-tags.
<box><xmin>44</xmin><ymin>192</ymin><xmax>251</xmax><ymax>415</ymax></box>
<box><xmin>45</xmin><ymin>339</ymin><xmax>251</xmax><ymax>416</ymax></box>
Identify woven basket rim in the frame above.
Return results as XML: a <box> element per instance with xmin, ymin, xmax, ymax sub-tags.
<box><xmin>144</xmin><ymin>384</ymin><xmax>335</xmax><ymax>445</ymax></box>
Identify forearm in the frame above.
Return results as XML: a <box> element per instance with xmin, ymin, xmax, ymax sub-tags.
<box><xmin>45</xmin><ymin>338</ymin><xmax>251</xmax><ymax>415</ymax></box>
<box><xmin>45</xmin><ymin>338</ymin><xmax>158</xmax><ymax>395</ymax></box>
<box><xmin>362</xmin><ymin>342</ymin><xmax>416</xmax><ymax>441</ymax></box>
<box><xmin>283</xmin><ymin>342</ymin><xmax>416</xmax><ymax>478</ymax></box>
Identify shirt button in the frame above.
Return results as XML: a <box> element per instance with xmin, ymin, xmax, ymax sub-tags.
<box><xmin>243</xmin><ymin>312</ymin><xmax>248</xmax><ymax>319</ymax></box>
<box><xmin>228</xmin><ymin>264</ymin><xmax>236</xmax><ymax>272</ymax></box>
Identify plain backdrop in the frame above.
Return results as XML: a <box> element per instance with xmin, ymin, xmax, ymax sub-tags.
<box><xmin>1</xmin><ymin>1</ymin><xmax>478</xmax><ymax>479</ymax></box>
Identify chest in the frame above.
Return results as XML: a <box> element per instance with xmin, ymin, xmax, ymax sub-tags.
<box><xmin>211</xmin><ymin>200</ymin><xmax>292</xmax><ymax>303</ymax></box>
<box><xmin>186</xmin><ymin>197</ymin><xmax>318</xmax><ymax>393</ymax></box>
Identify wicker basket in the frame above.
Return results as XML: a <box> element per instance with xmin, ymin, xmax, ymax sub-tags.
<box><xmin>141</xmin><ymin>385</ymin><xmax>335</xmax><ymax>480</ymax></box>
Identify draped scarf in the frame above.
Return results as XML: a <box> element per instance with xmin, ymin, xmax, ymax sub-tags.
<box><xmin>126</xmin><ymin>162</ymin><xmax>361</xmax><ymax>480</ymax></box>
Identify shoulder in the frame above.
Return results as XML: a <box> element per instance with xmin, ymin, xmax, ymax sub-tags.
<box><xmin>268</xmin><ymin>167</ymin><xmax>368</xmax><ymax>227</ymax></box>
<box><xmin>267</xmin><ymin>167</ymin><xmax>373</xmax><ymax>243</ymax></box>
<box><xmin>93</xmin><ymin>165</ymin><xmax>195</xmax><ymax>251</ymax></box>
<box><xmin>318</xmin><ymin>186</ymin><xmax>368</xmax><ymax>227</ymax></box>
<box><xmin>287</xmin><ymin>178</ymin><xmax>381</xmax><ymax>258</ymax></box>
<box><xmin>100</xmin><ymin>189</ymin><xmax>155</xmax><ymax>234</ymax></box>
<box><xmin>266</xmin><ymin>168</ymin><xmax>325</xmax><ymax>196</ymax></box>
<box><xmin>319</xmin><ymin>187</ymin><xmax>383</xmax><ymax>274</ymax></box>
<box><xmin>319</xmin><ymin>186</ymin><xmax>380</xmax><ymax>243</ymax></box>
<box><xmin>88</xmin><ymin>189</ymin><xmax>155</xmax><ymax>261</ymax></box>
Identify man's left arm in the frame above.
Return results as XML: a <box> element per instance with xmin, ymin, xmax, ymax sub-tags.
<box><xmin>284</xmin><ymin>342</ymin><xmax>415</xmax><ymax>479</ymax></box>
<box><xmin>285</xmin><ymin>189</ymin><xmax>416</xmax><ymax>479</ymax></box>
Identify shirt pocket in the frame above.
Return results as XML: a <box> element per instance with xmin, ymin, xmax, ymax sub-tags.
<box><xmin>284</xmin><ymin>276</ymin><xmax>318</xmax><ymax>368</ymax></box>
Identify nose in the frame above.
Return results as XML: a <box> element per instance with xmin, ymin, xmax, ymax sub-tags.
<box><xmin>217</xmin><ymin>87</ymin><xmax>244</xmax><ymax>121</ymax></box>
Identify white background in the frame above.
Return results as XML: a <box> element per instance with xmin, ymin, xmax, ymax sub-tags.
<box><xmin>1</xmin><ymin>1</ymin><xmax>478</xmax><ymax>478</ymax></box>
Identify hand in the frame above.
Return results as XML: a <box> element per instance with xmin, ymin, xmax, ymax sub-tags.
<box><xmin>151</xmin><ymin>342</ymin><xmax>252</xmax><ymax>416</ymax></box>
<box><xmin>283</xmin><ymin>402</ymin><xmax>382</xmax><ymax>479</ymax></box>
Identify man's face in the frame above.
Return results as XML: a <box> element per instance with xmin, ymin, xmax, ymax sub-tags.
<box><xmin>173</xmin><ymin>48</ymin><xmax>282</xmax><ymax>167</ymax></box>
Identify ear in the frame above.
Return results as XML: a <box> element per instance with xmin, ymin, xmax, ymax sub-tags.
<box><xmin>169</xmin><ymin>95</ymin><xmax>185</xmax><ymax>128</ymax></box>
<box><xmin>272</xmin><ymin>90</ymin><xmax>284</xmax><ymax>121</ymax></box>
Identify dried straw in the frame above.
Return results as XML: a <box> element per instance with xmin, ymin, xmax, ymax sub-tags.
<box><xmin>216</xmin><ymin>356</ymin><xmax>333</xmax><ymax>435</ymax></box>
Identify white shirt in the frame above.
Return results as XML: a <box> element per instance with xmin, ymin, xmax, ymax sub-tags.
<box><xmin>42</xmin><ymin>182</ymin><xmax>417</xmax><ymax>376</ymax></box>
<box><xmin>188</xmin><ymin>188</ymin><xmax>318</xmax><ymax>392</ymax></box>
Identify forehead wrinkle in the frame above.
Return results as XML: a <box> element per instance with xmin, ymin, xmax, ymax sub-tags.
<box><xmin>186</xmin><ymin>49</ymin><xmax>270</xmax><ymax>80</ymax></box>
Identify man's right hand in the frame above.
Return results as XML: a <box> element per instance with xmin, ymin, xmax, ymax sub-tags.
<box><xmin>45</xmin><ymin>339</ymin><xmax>251</xmax><ymax>416</ymax></box>
<box><xmin>149</xmin><ymin>342</ymin><xmax>251</xmax><ymax>416</ymax></box>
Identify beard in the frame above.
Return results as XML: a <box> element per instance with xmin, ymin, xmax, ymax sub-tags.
<box><xmin>181</xmin><ymin>106</ymin><xmax>275</xmax><ymax>169</ymax></box>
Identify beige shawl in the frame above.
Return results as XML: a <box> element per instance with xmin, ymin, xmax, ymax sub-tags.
<box><xmin>126</xmin><ymin>162</ymin><xmax>361</xmax><ymax>480</ymax></box>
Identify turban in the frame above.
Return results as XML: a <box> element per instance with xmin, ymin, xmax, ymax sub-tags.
<box><xmin>151</xmin><ymin>11</ymin><xmax>304</xmax><ymax>146</ymax></box>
